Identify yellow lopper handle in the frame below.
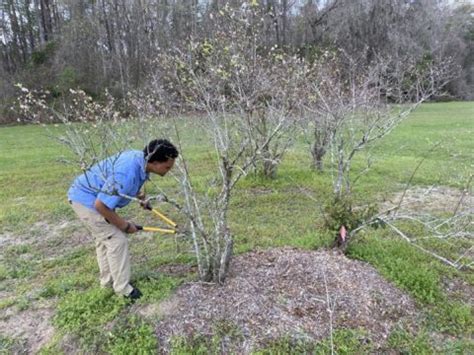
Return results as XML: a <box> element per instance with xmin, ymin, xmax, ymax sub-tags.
<box><xmin>151</xmin><ymin>208</ymin><xmax>177</xmax><ymax>227</ymax></box>
<box><xmin>142</xmin><ymin>226</ymin><xmax>176</xmax><ymax>234</ymax></box>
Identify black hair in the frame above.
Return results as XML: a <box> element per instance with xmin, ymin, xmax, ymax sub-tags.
<box><xmin>143</xmin><ymin>139</ymin><xmax>179</xmax><ymax>163</ymax></box>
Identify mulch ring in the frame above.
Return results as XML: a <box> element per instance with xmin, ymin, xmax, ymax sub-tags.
<box><xmin>155</xmin><ymin>247</ymin><xmax>419</xmax><ymax>353</ymax></box>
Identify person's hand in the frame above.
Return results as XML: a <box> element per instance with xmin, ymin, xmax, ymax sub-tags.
<box><xmin>124</xmin><ymin>222</ymin><xmax>139</xmax><ymax>234</ymax></box>
<box><xmin>137</xmin><ymin>191</ymin><xmax>151</xmax><ymax>209</ymax></box>
<box><xmin>139</xmin><ymin>199</ymin><xmax>152</xmax><ymax>210</ymax></box>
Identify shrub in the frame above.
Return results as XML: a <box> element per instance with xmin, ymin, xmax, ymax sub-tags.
<box><xmin>324</xmin><ymin>196</ymin><xmax>378</xmax><ymax>233</ymax></box>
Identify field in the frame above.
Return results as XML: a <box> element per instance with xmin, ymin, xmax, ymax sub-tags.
<box><xmin>0</xmin><ymin>102</ymin><xmax>473</xmax><ymax>353</ymax></box>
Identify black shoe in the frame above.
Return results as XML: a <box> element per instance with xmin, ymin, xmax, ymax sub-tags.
<box><xmin>126</xmin><ymin>287</ymin><xmax>142</xmax><ymax>302</ymax></box>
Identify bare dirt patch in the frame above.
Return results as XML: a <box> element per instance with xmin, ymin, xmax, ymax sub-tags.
<box><xmin>28</xmin><ymin>220</ymin><xmax>91</xmax><ymax>258</ymax></box>
<box><xmin>0</xmin><ymin>220</ymin><xmax>91</xmax><ymax>353</ymax></box>
<box><xmin>0</xmin><ymin>306</ymin><xmax>55</xmax><ymax>354</ymax></box>
<box><xmin>136</xmin><ymin>298</ymin><xmax>182</xmax><ymax>320</ymax></box>
<box><xmin>0</xmin><ymin>220</ymin><xmax>90</xmax><ymax>259</ymax></box>
<box><xmin>382</xmin><ymin>186</ymin><xmax>472</xmax><ymax>215</ymax></box>
<box><xmin>155</xmin><ymin>248</ymin><xmax>419</xmax><ymax>353</ymax></box>
<box><xmin>442</xmin><ymin>277</ymin><xmax>474</xmax><ymax>306</ymax></box>
<box><xmin>0</xmin><ymin>232</ymin><xmax>18</xmax><ymax>248</ymax></box>
<box><xmin>380</xmin><ymin>185</ymin><xmax>473</xmax><ymax>288</ymax></box>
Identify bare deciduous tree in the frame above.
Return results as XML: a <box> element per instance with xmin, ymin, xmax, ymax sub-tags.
<box><xmin>149</xmin><ymin>4</ymin><xmax>307</xmax><ymax>282</ymax></box>
<box><xmin>160</xmin><ymin>3</ymin><xmax>305</xmax><ymax>178</ymax></box>
<box><xmin>303</xmin><ymin>51</ymin><xmax>456</xmax><ymax>197</ymax></box>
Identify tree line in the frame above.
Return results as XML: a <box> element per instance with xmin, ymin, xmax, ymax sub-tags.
<box><xmin>1</xmin><ymin>0</ymin><xmax>473</xmax><ymax>123</ymax></box>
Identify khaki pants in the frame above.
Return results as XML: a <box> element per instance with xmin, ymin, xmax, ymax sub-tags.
<box><xmin>70</xmin><ymin>201</ymin><xmax>133</xmax><ymax>296</ymax></box>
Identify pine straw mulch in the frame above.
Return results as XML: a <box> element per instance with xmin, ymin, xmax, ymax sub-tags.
<box><xmin>153</xmin><ymin>247</ymin><xmax>419</xmax><ymax>353</ymax></box>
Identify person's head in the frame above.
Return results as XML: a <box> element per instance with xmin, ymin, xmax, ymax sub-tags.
<box><xmin>144</xmin><ymin>139</ymin><xmax>179</xmax><ymax>176</ymax></box>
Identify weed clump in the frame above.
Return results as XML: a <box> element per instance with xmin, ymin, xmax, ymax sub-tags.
<box><xmin>106</xmin><ymin>315</ymin><xmax>157</xmax><ymax>354</ymax></box>
<box><xmin>54</xmin><ymin>288</ymin><xmax>126</xmax><ymax>347</ymax></box>
<box><xmin>324</xmin><ymin>197</ymin><xmax>378</xmax><ymax>233</ymax></box>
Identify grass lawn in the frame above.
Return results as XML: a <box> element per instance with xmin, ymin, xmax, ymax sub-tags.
<box><xmin>0</xmin><ymin>102</ymin><xmax>472</xmax><ymax>353</ymax></box>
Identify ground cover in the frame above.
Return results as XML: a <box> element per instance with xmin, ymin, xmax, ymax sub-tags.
<box><xmin>156</xmin><ymin>248</ymin><xmax>419</xmax><ymax>353</ymax></box>
<box><xmin>0</xmin><ymin>102</ymin><xmax>472</xmax><ymax>353</ymax></box>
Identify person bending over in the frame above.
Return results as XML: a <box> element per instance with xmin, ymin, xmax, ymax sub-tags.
<box><xmin>68</xmin><ymin>139</ymin><xmax>178</xmax><ymax>301</ymax></box>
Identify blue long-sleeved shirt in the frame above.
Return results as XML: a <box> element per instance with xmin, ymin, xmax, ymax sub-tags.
<box><xmin>68</xmin><ymin>150</ymin><xmax>149</xmax><ymax>211</ymax></box>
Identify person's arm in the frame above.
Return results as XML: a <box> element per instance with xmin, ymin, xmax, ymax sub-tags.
<box><xmin>94</xmin><ymin>199</ymin><xmax>138</xmax><ymax>234</ymax></box>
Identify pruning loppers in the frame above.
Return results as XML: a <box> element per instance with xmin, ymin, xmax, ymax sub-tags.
<box><xmin>136</xmin><ymin>205</ymin><xmax>178</xmax><ymax>234</ymax></box>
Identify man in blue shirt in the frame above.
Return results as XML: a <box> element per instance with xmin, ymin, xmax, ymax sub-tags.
<box><xmin>68</xmin><ymin>139</ymin><xmax>179</xmax><ymax>301</ymax></box>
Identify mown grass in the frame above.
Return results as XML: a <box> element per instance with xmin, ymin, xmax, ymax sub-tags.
<box><xmin>0</xmin><ymin>102</ymin><xmax>473</xmax><ymax>353</ymax></box>
<box><xmin>0</xmin><ymin>124</ymin><xmax>76</xmax><ymax>232</ymax></box>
